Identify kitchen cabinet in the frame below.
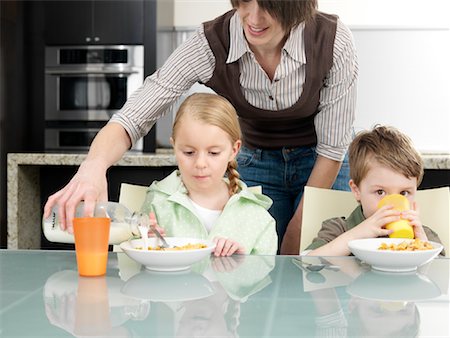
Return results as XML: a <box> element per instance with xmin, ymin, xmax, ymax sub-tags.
<box><xmin>44</xmin><ymin>0</ymin><xmax>144</xmax><ymax>45</ymax></box>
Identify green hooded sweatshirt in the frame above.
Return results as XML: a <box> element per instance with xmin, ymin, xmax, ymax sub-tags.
<box><xmin>140</xmin><ymin>170</ymin><xmax>278</xmax><ymax>255</ymax></box>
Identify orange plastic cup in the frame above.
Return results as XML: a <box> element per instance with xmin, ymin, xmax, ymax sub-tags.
<box><xmin>73</xmin><ymin>217</ymin><xmax>111</xmax><ymax>277</ymax></box>
<box><xmin>377</xmin><ymin>194</ymin><xmax>414</xmax><ymax>239</ymax></box>
<box><xmin>74</xmin><ymin>276</ymin><xmax>111</xmax><ymax>335</ymax></box>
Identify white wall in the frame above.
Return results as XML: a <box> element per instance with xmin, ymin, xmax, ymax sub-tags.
<box><xmin>174</xmin><ymin>0</ymin><xmax>231</xmax><ymax>27</ymax></box>
<box><xmin>319</xmin><ymin>0</ymin><xmax>450</xmax><ymax>153</ymax></box>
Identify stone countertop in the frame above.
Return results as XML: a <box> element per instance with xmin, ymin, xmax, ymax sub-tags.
<box><xmin>7</xmin><ymin>151</ymin><xmax>178</xmax><ymax>167</ymax></box>
<box><xmin>6</xmin><ymin>151</ymin><xmax>177</xmax><ymax>250</ymax></box>
<box><xmin>7</xmin><ymin>151</ymin><xmax>450</xmax><ymax>169</ymax></box>
<box><xmin>6</xmin><ymin>151</ymin><xmax>450</xmax><ymax>250</ymax></box>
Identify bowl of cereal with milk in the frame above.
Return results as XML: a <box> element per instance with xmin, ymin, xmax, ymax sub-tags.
<box><xmin>120</xmin><ymin>237</ymin><xmax>216</xmax><ymax>272</ymax></box>
<box><xmin>348</xmin><ymin>238</ymin><xmax>443</xmax><ymax>272</ymax></box>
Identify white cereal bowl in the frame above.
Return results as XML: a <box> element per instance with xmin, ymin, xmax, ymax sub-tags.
<box><xmin>348</xmin><ymin>238</ymin><xmax>443</xmax><ymax>273</ymax></box>
<box><xmin>347</xmin><ymin>270</ymin><xmax>441</xmax><ymax>302</ymax></box>
<box><xmin>119</xmin><ymin>237</ymin><xmax>216</xmax><ymax>272</ymax></box>
<box><xmin>121</xmin><ymin>269</ymin><xmax>214</xmax><ymax>302</ymax></box>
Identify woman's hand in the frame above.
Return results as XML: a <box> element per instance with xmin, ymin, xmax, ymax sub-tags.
<box><xmin>212</xmin><ymin>237</ymin><xmax>246</xmax><ymax>257</ymax></box>
<box><xmin>43</xmin><ymin>123</ymin><xmax>131</xmax><ymax>234</ymax></box>
<box><xmin>43</xmin><ymin>159</ymin><xmax>108</xmax><ymax>234</ymax></box>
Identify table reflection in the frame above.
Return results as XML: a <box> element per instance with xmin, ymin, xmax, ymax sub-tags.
<box><xmin>43</xmin><ymin>254</ymin><xmax>275</xmax><ymax>337</ymax></box>
<box><xmin>1</xmin><ymin>251</ymin><xmax>446</xmax><ymax>337</ymax></box>
<box><xmin>304</xmin><ymin>257</ymin><xmax>445</xmax><ymax>338</ymax></box>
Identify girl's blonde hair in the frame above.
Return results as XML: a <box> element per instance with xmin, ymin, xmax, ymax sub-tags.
<box><xmin>172</xmin><ymin>93</ymin><xmax>242</xmax><ymax>195</ymax></box>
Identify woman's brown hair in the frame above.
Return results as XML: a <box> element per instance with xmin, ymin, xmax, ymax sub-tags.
<box><xmin>172</xmin><ymin>93</ymin><xmax>242</xmax><ymax>195</ymax></box>
<box><xmin>230</xmin><ymin>0</ymin><xmax>318</xmax><ymax>32</ymax></box>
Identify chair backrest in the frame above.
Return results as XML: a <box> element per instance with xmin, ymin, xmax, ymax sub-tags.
<box><xmin>301</xmin><ymin>187</ymin><xmax>357</xmax><ymax>253</ymax></box>
<box><xmin>118</xmin><ymin>183</ymin><xmax>148</xmax><ymax>213</ymax></box>
<box><xmin>300</xmin><ymin>186</ymin><xmax>450</xmax><ymax>256</ymax></box>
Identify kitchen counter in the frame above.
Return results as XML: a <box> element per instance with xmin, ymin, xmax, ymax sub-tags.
<box><xmin>7</xmin><ymin>152</ymin><xmax>177</xmax><ymax>249</ymax></box>
<box><xmin>6</xmin><ymin>152</ymin><xmax>450</xmax><ymax>249</ymax></box>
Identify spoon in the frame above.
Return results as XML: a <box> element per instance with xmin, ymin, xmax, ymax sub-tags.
<box><xmin>148</xmin><ymin>212</ymin><xmax>171</xmax><ymax>249</ymax></box>
<box><xmin>302</xmin><ymin>261</ymin><xmax>328</xmax><ymax>272</ymax></box>
<box><xmin>148</xmin><ymin>225</ymin><xmax>171</xmax><ymax>249</ymax></box>
<box><xmin>306</xmin><ymin>271</ymin><xmax>326</xmax><ymax>284</ymax></box>
<box><xmin>292</xmin><ymin>258</ymin><xmax>340</xmax><ymax>272</ymax></box>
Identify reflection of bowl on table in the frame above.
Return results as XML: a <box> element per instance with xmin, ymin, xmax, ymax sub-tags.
<box><xmin>347</xmin><ymin>269</ymin><xmax>441</xmax><ymax>302</ymax></box>
<box><xmin>348</xmin><ymin>238</ymin><xmax>443</xmax><ymax>272</ymax></box>
<box><xmin>120</xmin><ymin>238</ymin><xmax>216</xmax><ymax>272</ymax></box>
<box><xmin>121</xmin><ymin>269</ymin><xmax>215</xmax><ymax>302</ymax></box>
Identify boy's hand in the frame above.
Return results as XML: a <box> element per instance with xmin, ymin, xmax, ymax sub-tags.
<box><xmin>402</xmin><ymin>202</ymin><xmax>427</xmax><ymax>240</ymax></box>
<box><xmin>212</xmin><ymin>237</ymin><xmax>246</xmax><ymax>257</ymax></box>
<box><xmin>352</xmin><ymin>205</ymin><xmax>401</xmax><ymax>238</ymax></box>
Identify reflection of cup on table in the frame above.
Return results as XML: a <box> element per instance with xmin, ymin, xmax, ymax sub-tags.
<box><xmin>74</xmin><ymin>276</ymin><xmax>111</xmax><ymax>336</ymax></box>
<box><xmin>73</xmin><ymin>217</ymin><xmax>110</xmax><ymax>277</ymax></box>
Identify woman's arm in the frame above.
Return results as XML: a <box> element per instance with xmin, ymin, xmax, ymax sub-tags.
<box><xmin>43</xmin><ymin>122</ymin><xmax>131</xmax><ymax>232</ymax></box>
<box><xmin>280</xmin><ymin>155</ymin><xmax>342</xmax><ymax>255</ymax></box>
<box><xmin>43</xmin><ymin>28</ymin><xmax>216</xmax><ymax>231</ymax></box>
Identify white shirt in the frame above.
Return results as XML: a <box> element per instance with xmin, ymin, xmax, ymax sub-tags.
<box><xmin>111</xmin><ymin>11</ymin><xmax>358</xmax><ymax>161</ymax></box>
<box><xmin>189</xmin><ymin>198</ymin><xmax>221</xmax><ymax>233</ymax></box>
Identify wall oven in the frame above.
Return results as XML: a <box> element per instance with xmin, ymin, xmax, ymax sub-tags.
<box><xmin>45</xmin><ymin>45</ymin><xmax>144</xmax><ymax>151</ymax></box>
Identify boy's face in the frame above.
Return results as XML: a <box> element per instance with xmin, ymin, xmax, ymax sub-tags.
<box><xmin>349</xmin><ymin>161</ymin><xmax>418</xmax><ymax>219</ymax></box>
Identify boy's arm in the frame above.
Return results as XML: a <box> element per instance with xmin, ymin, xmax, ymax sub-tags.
<box><xmin>308</xmin><ymin>207</ymin><xmax>396</xmax><ymax>256</ymax></box>
<box><xmin>308</xmin><ymin>231</ymin><xmax>355</xmax><ymax>256</ymax></box>
<box><xmin>305</xmin><ymin>217</ymin><xmax>350</xmax><ymax>256</ymax></box>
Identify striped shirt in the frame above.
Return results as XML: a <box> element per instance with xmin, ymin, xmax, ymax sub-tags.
<box><xmin>110</xmin><ymin>12</ymin><xmax>358</xmax><ymax>161</ymax></box>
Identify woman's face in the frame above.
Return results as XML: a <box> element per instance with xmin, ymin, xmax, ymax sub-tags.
<box><xmin>236</xmin><ymin>0</ymin><xmax>286</xmax><ymax>50</ymax></box>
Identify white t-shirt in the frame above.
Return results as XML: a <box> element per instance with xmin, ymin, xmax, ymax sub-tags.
<box><xmin>189</xmin><ymin>198</ymin><xmax>222</xmax><ymax>233</ymax></box>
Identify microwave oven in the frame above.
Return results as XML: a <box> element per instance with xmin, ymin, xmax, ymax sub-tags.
<box><xmin>44</xmin><ymin>45</ymin><xmax>144</xmax><ymax>151</ymax></box>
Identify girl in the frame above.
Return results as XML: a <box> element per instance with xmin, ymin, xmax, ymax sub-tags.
<box><xmin>141</xmin><ymin>93</ymin><xmax>277</xmax><ymax>256</ymax></box>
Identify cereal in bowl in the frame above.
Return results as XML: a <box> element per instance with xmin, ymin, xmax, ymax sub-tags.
<box><xmin>378</xmin><ymin>238</ymin><xmax>434</xmax><ymax>251</ymax></box>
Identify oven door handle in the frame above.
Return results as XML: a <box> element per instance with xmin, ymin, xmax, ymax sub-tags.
<box><xmin>45</xmin><ymin>68</ymin><xmax>139</xmax><ymax>75</ymax></box>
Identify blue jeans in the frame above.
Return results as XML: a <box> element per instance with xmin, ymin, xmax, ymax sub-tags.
<box><xmin>237</xmin><ymin>145</ymin><xmax>350</xmax><ymax>251</ymax></box>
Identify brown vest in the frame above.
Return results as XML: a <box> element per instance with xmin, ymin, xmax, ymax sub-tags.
<box><xmin>203</xmin><ymin>10</ymin><xmax>337</xmax><ymax>149</ymax></box>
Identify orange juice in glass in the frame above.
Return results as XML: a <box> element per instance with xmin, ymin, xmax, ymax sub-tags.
<box><xmin>73</xmin><ymin>217</ymin><xmax>111</xmax><ymax>277</ymax></box>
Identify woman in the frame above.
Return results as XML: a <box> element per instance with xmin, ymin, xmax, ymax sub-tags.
<box><xmin>44</xmin><ymin>0</ymin><xmax>358</xmax><ymax>255</ymax></box>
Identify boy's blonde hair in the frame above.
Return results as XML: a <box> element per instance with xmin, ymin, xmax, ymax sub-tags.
<box><xmin>348</xmin><ymin>125</ymin><xmax>424</xmax><ymax>186</ymax></box>
<box><xmin>172</xmin><ymin>93</ymin><xmax>242</xmax><ymax>195</ymax></box>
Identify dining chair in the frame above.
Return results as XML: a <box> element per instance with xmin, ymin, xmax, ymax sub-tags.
<box><xmin>118</xmin><ymin>182</ymin><xmax>148</xmax><ymax>212</ymax></box>
<box><xmin>114</xmin><ymin>183</ymin><xmax>148</xmax><ymax>254</ymax></box>
<box><xmin>118</xmin><ymin>182</ymin><xmax>262</xmax><ymax>211</ymax></box>
<box><xmin>300</xmin><ymin>186</ymin><xmax>450</xmax><ymax>257</ymax></box>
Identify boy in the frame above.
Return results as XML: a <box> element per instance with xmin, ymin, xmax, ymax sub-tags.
<box><xmin>306</xmin><ymin>125</ymin><xmax>442</xmax><ymax>256</ymax></box>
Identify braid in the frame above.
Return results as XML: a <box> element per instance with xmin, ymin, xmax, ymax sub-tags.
<box><xmin>227</xmin><ymin>159</ymin><xmax>241</xmax><ymax>195</ymax></box>
<box><xmin>225</xmin><ymin>300</ymin><xmax>241</xmax><ymax>337</ymax></box>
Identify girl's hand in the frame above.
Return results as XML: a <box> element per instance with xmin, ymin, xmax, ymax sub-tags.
<box><xmin>211</xmin><ymin>255</ymin><xmax>246</xmax><ymax>272</ymax></box>
<box><xmin>147</xmin><ymin>212</ymin><xmax>166</xmax><ymax>237</ymax></box>
<box><xmin>212</xmin><ymin>237</ymin><xmax>246</xmax><ymax>257</ymax></box>
<box><xmin>352</xmin><ymin>205</ymin><xmax>401</xmax><ymax>239</ymax></box>
<box><xmin>403</xmin><ymin>202</ymin><xmax>427</xmax><ymax>240</ymax></box>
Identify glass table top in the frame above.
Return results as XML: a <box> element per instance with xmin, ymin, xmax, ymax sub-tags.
<box><xmin>0</xmin><ymin>250</ymin><xmax>449</xmax><ymax>337</ymax></box>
